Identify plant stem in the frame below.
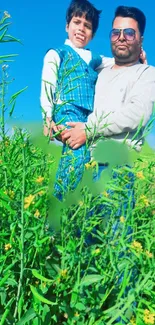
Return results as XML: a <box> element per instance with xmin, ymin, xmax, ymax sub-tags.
<box><xmin>0</xmin><ymin>68</ymin><xmax>6</xmax><ymax>142</ymax></box>
<box><xmin>13</xmin><ymin>145</ymin><xmax>26</xmax><ymax>322</ymax></box>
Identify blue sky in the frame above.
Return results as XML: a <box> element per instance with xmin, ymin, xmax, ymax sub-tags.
<box><xmin>2</xmin><ymin>0</ymin><xmax>155</xmax><ymax>147</ymax></box>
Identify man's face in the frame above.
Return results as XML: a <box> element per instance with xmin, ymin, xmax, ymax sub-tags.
<box><xmin>111</xmin><ymin>17</ymin><xmax>143</xmax><ymax>64</ymax></box>
<box><xmin>66</xmin><ymin>15</ymin><xmax>93</xmax><ymax>48</ymax></box>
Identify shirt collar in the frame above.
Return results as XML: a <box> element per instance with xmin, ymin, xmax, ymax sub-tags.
<box><xmin>64</xmin><ymin>39</ymin><xmax>88</xmax><ymax>53</ymax></box>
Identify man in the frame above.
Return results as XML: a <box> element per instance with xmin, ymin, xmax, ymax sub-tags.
<box><xmin>59</xmin><ymin>8</ymin><xmax>155</xmax><ymax>324</ymax></box>
<box><xmin>61</xmin><ymin>6</ymin><xmax>155</xmax><ymax>158</ymax></box>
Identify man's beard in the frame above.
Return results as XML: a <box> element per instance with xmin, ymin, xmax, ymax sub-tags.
<box><xmin>112</xmin><ymin>46</ymin><xmax>131</xmax><ymax>60</ymax></box>
<box><xmin>111</xmin><ymin>42</ymin><xmax>141</xmax><ymax>63</ymax></box>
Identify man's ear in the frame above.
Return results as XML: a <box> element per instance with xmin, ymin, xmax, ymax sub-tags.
<box><xmin>66</xmin><ymin>24</ymin><xmax>69</xmax><ymax>33</ymax></box>
<box><xmin>140</xmin><ymin>36</ymin><xmax>144</xmax><ymax>47</ymax></box>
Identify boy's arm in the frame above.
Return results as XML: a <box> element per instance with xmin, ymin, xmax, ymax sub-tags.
<box><xmin>96</xmin><ymin>56</ymin><xmax>114</xmax><ymax>70</ymax></box>
<box><xmin>97</xmin><ymin>49</ymin><xmax>147</xmax><ymax>71</ymax></box>
<box><xmin>40</xmin><ymin>49</ymin><xmax>60</xmax><ymax>137</ymax></box>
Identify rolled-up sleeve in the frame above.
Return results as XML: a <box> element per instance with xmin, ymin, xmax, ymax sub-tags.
<box><xmin>40</xmin><ymin>50</ymin><xmax>60</xmax><ymax>118</ymax></box>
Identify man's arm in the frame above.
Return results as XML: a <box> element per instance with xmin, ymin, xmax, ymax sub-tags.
<box><xmin>87</xmin><ymin>67</ymin><xmax>155</xmax><ymax>138</ymax></box>
<box><xmin>64</xmin><ymin>66</ymin><xmax>155</xmax><ymax>148</ymax></box>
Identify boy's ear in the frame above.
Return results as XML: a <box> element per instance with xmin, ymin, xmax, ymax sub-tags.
<box><xmin>66</xmin><ymin>24</ymin><xmax>69</xmax><ymax>33</ymax></box>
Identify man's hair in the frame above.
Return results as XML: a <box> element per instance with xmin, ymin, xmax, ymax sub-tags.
<box><xmin>113</xmin><ymin>6</ymin><xmax>146</xmax><ymax>36</ymax></box>
<box><xmin>66</xmin><ymin>0</ymin><xmax>102</xmax><ymax>35</ymax></box>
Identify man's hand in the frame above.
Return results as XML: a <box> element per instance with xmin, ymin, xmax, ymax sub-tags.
<box><xmin>43</xmin><ymin>117</ymin><xmax>64</xmax><ymax>141</ymax></box>
<box><xmin>61</xmin><ymin>122</ymin><xmax>87</xmax><ymax>149</ymax></box>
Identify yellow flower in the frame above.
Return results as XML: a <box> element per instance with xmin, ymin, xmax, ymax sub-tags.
<box><xmin>35</xmin><ymin>176</ymin><xmax>44</xmax><ymax>183</ymax></box>
<box><xmin>102</xmin><ymin>191</ymin><xmax>109</xmax><ymax>197</ymax></box>
<box><xmin>146</xmin><ymin>250</ymin><xmax>153</xmax><ymax>258</ymax></box>
<box><xmin>79</xmin><ymin>201</ymin><xmax>84</xmax><ymax>207</ymax></box>
<box><xmin>74</xmin><ymin>312</ymin><xmax>80</xmax><ymax>317</ymax></box>
<box><xmin>91</xmin><ymin>161</ymin><xmax>97</xmax><ymax>168</ymax></box>
<box><xmin>42</xmin><ymin>282</ymin><xmax>46</xmax><ymax>288</ymax></box>
<box><xmin>0</xmin><ymin>160</ymin><xmax>2</xmax><ymax>164</ymax></box>
<box><xmin>34</xmin><ymin>209</ymin><xmax>40</xmax><ymax>218</ymax></box>
<box><xmin>37</xmin><ymin>190</ymin><xmax>45</xmax><ymax>196</ymax></box>
<box><xmin>4</xmin><ymin>190</ymin><xmax>15</xmax><ymax>199</ymax></box>
<box><xmin>5</xmin><ymin>141</ymin><xmax>9</xmax><ymax>147</ymax></box>
<box><xmin>92</xmin><ymin>248</ymin><xmax>100</xmax><ymax>255</ymax></box>
<box><xmin>85</xmin><ymin>162</ymin><xmax>91</xmax><ymax>169</ymax></box>
<box><xmin>58</xmin><ymin>178</ymin><xmax>62</xmax><ymax>184</ymax></box>
<box><xmin>128</xmin><ymin>316</ymin><xmax>136</xmax><ymax>325</ymax></box>
<box><xmin>143</xmin><ymin>309</ymin><xmax>155</xmax><ymax>324</ymax></box>
<box><xmin>131</xmin><ymin>240</ymin><xmax>143</xmax><ymax>253</ymax></box>
<box><xmin>144</xmin><ymin>310</ymin><xmax>150</xmax><ymax>315</ymax></box>
<box><xmin>120</xmin><ymin>216</ymin><xmax>125</xmax><ymax>223</ymax></box>
<box><xmin>60</xmin><ymin>269</ymin><xmax>67</xmax><ymax>277</ymax></box>
<box><xmin>10</xmin><ymin>191</ymin><xmax>15</xmax><ymax>199</ymax></box>
<box><xmin>136</xmin><ymin>171</ymin><xmax>145</xmax><ymax>179</ymax></box>
<box><xmin>140</xmin><ymin>195</ymin><xmax>149</xmax><ymax>207</ymax></box>
<box><xmin>5</xmin><ymin>243</ymin><xmax>12</xmax><ymax>251</ymax></box>
<box><xmin>24</xmin><ymin>194</ymin><xmax>35</xmax><ymax>209</ymax></box>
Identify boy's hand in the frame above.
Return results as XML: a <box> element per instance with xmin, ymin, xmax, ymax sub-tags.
<box><xmin>43</xmin><ymin>118</ymin><xmax>55</xmax><ymax>139</ymax></box>
<box><xmin>62</xmin><ymin>122</ymin><xmax>87</xmax><ymax>149</ymax></box>
<box><xmin>43</xmin><ymin>118</ymin><xmax>64</xmax><ymax>141</ymax></box>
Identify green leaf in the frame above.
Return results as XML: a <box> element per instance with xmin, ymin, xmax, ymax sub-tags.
<box><xmin>16</xmin><ymin>308</ymin><xmax>36</xmax><ymax>325</ymax></box>
<box><xmin>0</xmin><ymin>22</ymin><xmax>10</xmax><ymax>32</ymax></box>
<box><xmin>30</xmin><ymin>285</ymin><xmax>57</xmax><ymax>305</ymax></box>
<box><xmin>9</xmin><ymin>100</ymin><xmax>16</xmax><ymax>117</ymax></box>
<box><xmin>32</xmin><ymin>269</ymin><xmax>53</xmax><ymax>283</ymax></box>
<box><xmin>0</xmin><ymin>28</ymin><xmax>7</xmax><ymax>41</ymax></box>
<box><xmin>2</xmin><ymin>34</ymin><xmax>21</xmax><ymax>43</ymax></box>
<box><xmin>75</xmin><ymin>302</ymin><xmax>86</xmax><ymax>311</ymax></box>
<box><xmin>42</xmin><ymin>304</ymin><xmax>51</xmax><ymax>322</ymax></box>
<box><xmin>0</xmin><ymin>298</ymin><xmax>15</xmax><ymax>325</ymax></box>
<box><xmin>80</xmin><ymin>274</ymin><xmax>104</xmax><ymax>287</ymax></box>
<box><xmin>0</xmin><ymin>272</ymin><xmax>10</xmax><ymax>287</ymax></box>
<box><xmin>18</xmin><ymin>294</ymin><xmax>24</xmax><ymax>320</ymax></box>
<box><xmin>9</xmin><ymin>86</ymin><xmax>28</xmax><ymax>103</ymax></box>
<box><xmin>0</xmin><ymin>199</ymin><xmax>15</xmax><ymax>214</ymax></box>
<box><xmin>0</xmin><ymin>308</ymin><xmax>9</xmax><ymax>325</ymax></box>
<box><xmin>0</xmin><ymin>54</ymin><xmax>18</xmax><ymax>59</ymax></box>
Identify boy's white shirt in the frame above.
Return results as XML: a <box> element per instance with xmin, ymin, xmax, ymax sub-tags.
<box><xmin>40</xmin><ymin>39</ymin><xmax>114</xmax><ymax>118</ymax></box>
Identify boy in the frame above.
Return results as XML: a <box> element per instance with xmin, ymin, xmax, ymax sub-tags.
<box><xmin>40</xmin><ymin>0</ymin><xmax>116</xmax><ymax>200</ymax></box>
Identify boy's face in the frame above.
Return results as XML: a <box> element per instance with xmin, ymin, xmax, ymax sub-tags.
<box><xmin>66</xmin><ymin>15</ymin><xmax>93</xmax><ymax>48</ymax></box>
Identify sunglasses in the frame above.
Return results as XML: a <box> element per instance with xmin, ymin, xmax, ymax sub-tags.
<box><xmin>110</xmin><ymin>28</ymin><xmax>136</xmax><ymax>42</ymax></box>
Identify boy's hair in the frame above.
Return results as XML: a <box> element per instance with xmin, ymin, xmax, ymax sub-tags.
<box><xmin>113</xmin><ymin>6</ymin><xmax>146</xmax><ymax>36</ymax></box>
<box><xmin>66</xmin><ymin>0</ymin><xmax>102</xmax><ymax>35</ymax></box>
